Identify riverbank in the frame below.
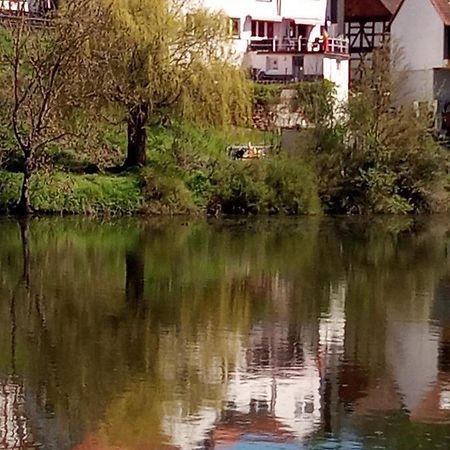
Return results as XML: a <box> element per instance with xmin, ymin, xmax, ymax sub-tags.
<box><xmin>0</xmin><ymin>154</ymin><xmax>321</xmax><ymax>216</ymax></box>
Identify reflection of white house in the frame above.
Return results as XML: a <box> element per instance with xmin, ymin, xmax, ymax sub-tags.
<box><xmin>222</xmin><ymin>352</ymin><xmax>322</xmax><ymax>443</ymax></box>
<box><xmin>386</xmin><ymin>287</ymin><xmax>450</xmax><ymax>422</ymax></box>
<box><xmin>0</xmin><ymin>378</ymin><xmax>38</xmax><ymax>449</ymax></box>
<box><xmin>161</xmin><ymin>321</ymin><xmax>323</xmax><ymax>449</ymax></box>
<box><xmin>391</xmin><ymin>0</ymin><xmax>450</xmax><ymax>130</ymax></box>
<box><xmin>202</xmin><ymin>0</ymin><xmax>349</xmax><ymax>101</ymax></box>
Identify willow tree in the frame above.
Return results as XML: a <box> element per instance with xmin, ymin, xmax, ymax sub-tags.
<box><xmin>96</xmin><ymin>0</ymin><xmax>251</xmax><ymax>167</ymax></box>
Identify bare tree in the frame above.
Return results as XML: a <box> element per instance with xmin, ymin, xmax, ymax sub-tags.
<box><xmin>0</xmin><ymin>2</ymin><xmax>109</xmax><ymax>214</ymax></box>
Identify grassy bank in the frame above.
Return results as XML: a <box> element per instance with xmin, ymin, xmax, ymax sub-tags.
<box><xmin>0</xmin><ymin>121</ymin><xmax>323</xmax><ymax>216</ymax></box>
<box><xmin>0</xmin><ymin>171</ymin><xmax>143</xmax><ymax>215</ymax></box>
<box><xmin>0</xmin><ymin>155</ymin><xmax>321</xmax><ymax>216</ymax></box>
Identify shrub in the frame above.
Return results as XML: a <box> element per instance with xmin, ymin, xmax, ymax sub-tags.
<box><xmin>207</xmin><ymin>159</ymin><xmax>320</xmax><ymax>216</ymax></box>
<box><xmin>139</xmin><ymin>168</ymin><xmax>197</xmax><ymax>215</ymax></box>
<box><xmin>208</xmin><ymin>161</ymin><xmax>269</xmax><ymax>215</ymax></box>
<box><xmin>265</xmin><ymin>158</ymin><xmax>321</xmax><ymax>215</ymax></box>
<box><xmin>302</xmin><ymin>46</ymin><xmax>449</xmax><ymax>214</ymax></box>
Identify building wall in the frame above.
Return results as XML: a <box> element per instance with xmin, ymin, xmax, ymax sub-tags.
<box><xmin>249</xmin><ymin>53</ymin><xmax>293</xmax><ymax>76</ymax></box>
<box><xmin>391</xmin><ymin>0</ymin><xmax>444</xmax><ymax>104</ymax></box>
<box><xmin>323</xmin><ymin>56</ymin><xmax>349</xmax><ymax>102</ymax></box>
<box><xmin>201</xmin><ymin>0</ymin><xmax>348</xmax><ymax>99</ymax></box>
<box><xmin>394</xmin><ymin>70</ymin><xmax>435</xmax><ymax>104</ymax></box>
<box><xmin>204</xmin><ymin>0</ymin><xmax>328</xmax><ymax>25</ymax></box>
<box><xmin>281</xmin><ymin>0</ymin><xmax>327</xmax><ymax>25</ymax></box>
<box><xmin>202</xmin><ymin>0</ymin><xmax>326</xmax><ymax>63</ymax></box>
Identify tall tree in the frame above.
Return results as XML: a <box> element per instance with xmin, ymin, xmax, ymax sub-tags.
<box><xmin>94</xmin><ymin>0</ymin><xmax>250</xmax><ymax>167</ymax></box>
<box><xmin>0</xmin><ymin>2</ymin><xmax>110</xmax><ymax>214</ymax></box>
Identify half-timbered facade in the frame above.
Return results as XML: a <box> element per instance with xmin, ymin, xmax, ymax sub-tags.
<box><xmin>345</xmin><ymin>0</ymin><xmax>401</xmax><ymax>78</ymax></box>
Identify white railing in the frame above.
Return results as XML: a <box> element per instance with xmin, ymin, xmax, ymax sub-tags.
<box><xmin>249</xmin><ymin>36</ymin><xmax>349</xmax><ymax>55</ymax></box>
<box><xmin>0</xmin><ymin>1</ymin><xmax>56</xmax><ymax>15</ymax></box>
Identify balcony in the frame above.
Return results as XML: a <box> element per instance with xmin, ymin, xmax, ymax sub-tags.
<box><xmin>248</xmin><ymin>36</ymin><xmax>349</xmax><ymax>55</ymax></box>
<box><xmin>0</xmin><ymin>1</ymin><xmax>56</xmax><ymax>17</ymax></box>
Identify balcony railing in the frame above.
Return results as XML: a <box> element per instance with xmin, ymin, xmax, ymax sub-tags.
<box><xmin>249</xmin><ymin>36</ymin><xmax>349</xmax><ymax>55</ymax></box>
<box><xmin>0</xmin><ymin>1</ymin><xmax>56</xmax><ymax>16</ymax></box>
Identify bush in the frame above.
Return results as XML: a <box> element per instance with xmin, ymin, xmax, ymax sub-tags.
<box><xmin>302</xmin><ymin>46</ymin><xmax>449</xmax><ymax>214</ymax></box>
<box><xmin>265</xmin><ymin>158</ymin><xmax>321</xmax><ymax>215</ymax></box>
<box><xmin>139</xmin><ymin>168</ymin><xmax>197</xmax><ymax>215</ymax></box>
<box><xmin>207</xmin><ymin>158</ymin><xmax>320</xmax><ymax>216</ymax></box>
<box><xmin>208</xmin><ymin>161</ymin><xmax>269</xmax><ymax>214</ymax></box>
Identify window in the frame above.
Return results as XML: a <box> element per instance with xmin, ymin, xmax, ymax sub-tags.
<box><xmin>445</xmin><ymin>26</ymin><xmax>450</xmax><ymax>59</ymax></box>
<box><xmin>230</xmin><ymin>18</ymin><xmax>240</xmax><ymax>38</ymax></box>
<box><xmin>258</xmin><ymin>21</ymin><xmax>265</xmax><ymax>37</ymax></box>
<box><xmin>251</xmin><ymin>20</ymin><xmax>276</xmax><ymax>38</ymax></box>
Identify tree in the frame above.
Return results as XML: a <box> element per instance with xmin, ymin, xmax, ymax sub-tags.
<box><xmin>301</xmin><ymin>44</ymin><xmax>448</xmax><ymax>214</ymax></box>
<box><xmin>92</xmin><ymin>0</ymin><xmax>250</xmax><ymax>167</ymax></box>
<box><xmin>0</xmin><ymin>2</ymin><xmax>110</xmax><ymax>214</ymax></box>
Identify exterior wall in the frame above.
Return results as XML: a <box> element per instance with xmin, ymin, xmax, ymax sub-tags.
<box><xmin>324</xmin><ymin>56</ymin><xmax>349</xmax><ymax>102</ymax></box>
<box><xmin>202</xmin><ymin>0</ymin><xmax>327</xmax><ymax>66</ymax></box>
<box><xmin>391</xmin><ymin>0</ymin><xmax>444</xmax><ymax>105</ymax></box>
<box><xmin>201</xmin><ymin>0</ymin><xmax>348</xmax><ymax>100</ymax></box>
<box><xmin>281</xmin><ymin>0</ymin><xmax>327</xmax><ymax>25</ymax></box>
<box><xmin>394</xmin><ymin>70</ymin><xmax>435</xmax><ymax>104</ymax></box>
<box><xmin>249</xmin><ymin>53</ymin><xmax>293</xmax><ymax>76</ymax></box>
<box><xmin>203</xmin><ymin>0</ymin><xmax>279</xmax><ymax>22</ymax></box>
<box><xmin>304</xmin><ymin>54</ymin><xmax>323</xmax><ymax>76</ymax></box>
<box><xmin>204</xmin><ymin>0</ymin><xmax>327</xmax><ymax>25</ymax></box>
<box><xmin>0</xmin><ymin>0</ymin><xmax>55</xmax><ymax>13</ymax></box>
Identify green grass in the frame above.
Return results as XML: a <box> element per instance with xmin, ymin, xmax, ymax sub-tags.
<box><xmin>0</xmin><ymin>171</ymin><xmax>143</xmax><ymax>215</ymax></box>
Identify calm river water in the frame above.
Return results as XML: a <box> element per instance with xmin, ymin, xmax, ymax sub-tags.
<box><xmin>0</xmin><ymin>216</ymin><xmax>450</xmax><ymax>449</ymax></box>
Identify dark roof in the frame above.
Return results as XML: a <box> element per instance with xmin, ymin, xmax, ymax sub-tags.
<box><xmin>345</xmin><ymin>0</ymin><xmax>402</xmax><ymax>20</ymax></box>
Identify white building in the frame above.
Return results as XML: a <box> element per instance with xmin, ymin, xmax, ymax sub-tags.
<box><xmin>0</xmin><ymin>0</ymin><xmax>55</xmax><ymax>15</ymax></box>
<box><xmin>202</xmin><ymin>0</ymin><xmax>350</xmax><ymax>101</ymax></box>
<box><xmin>391</xmin><ymin>0</ymin><xmax>450</xmax><ymax>129</ymax></box>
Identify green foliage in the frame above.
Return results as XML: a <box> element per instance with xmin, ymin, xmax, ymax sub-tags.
<box><xmin>265</xmin><ymin>157</ymin><xmax>321</xmax><ymax>214</ymax></box>
<box><xmin>208</xmin><ymin>158</ymin><xmax>320</xmax><ymax>215</ymax></box>
<box><xmin>0</xmin><ymin>171</ymin><xmax>143</xmax><ymax>214</ymax></box>
<box><xmin>302</xmin><ymin>46</ymin><xmax>449</xmax><ymax>214</ymax></box>
<box><xmin>139</xmin><ymin>168</ymin><xmax>197</xmax><ymax>215</ymax></box>
<box><xmin>252</xmin><ymin>83</ymin><xmax>282</xmax><ymax>107</ymax></box>
<box><xmin>0</xmin><ymin>171</ymin><xmax>20</xmax><ymax>212</ymax></box>
<box><xmin>90</xmin><ymin>0</ymin><xmax>251</xmax><ymax>158</ymax></box>
<box><xmin>296</xmin><ymin>79</ymin><xmax>336</xmax><ymax>125</ymax></box>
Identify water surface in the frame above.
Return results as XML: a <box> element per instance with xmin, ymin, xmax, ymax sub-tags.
<box><xmin>0</xmin><ymin>216</ymin><xmax>450</xmax><ymax>449</ymax></box>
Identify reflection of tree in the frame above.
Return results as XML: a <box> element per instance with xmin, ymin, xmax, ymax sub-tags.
<box><xmin>0</xmin><ymin>218</ymin><xmax>42</xmax><ymax>449</ymax></box>
<box><xmin>0</xmin><ymin>217</ymin><xmax>449</xmax><ymax>449</ymax></box>
<box><xmin>125</xmin><ymin>236</ymin><xmax>145</xmax><ymax>309</ymax></box>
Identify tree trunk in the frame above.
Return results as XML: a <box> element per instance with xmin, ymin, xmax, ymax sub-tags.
<box><xmin>16</xmin><ymin>154</ymin><xmax>33</xmax><ymax>215</ymax></box>
<box><xmin>125</xmin><ymin>102</ymin><xmax>149</xmax><ymax>167</ymax></box>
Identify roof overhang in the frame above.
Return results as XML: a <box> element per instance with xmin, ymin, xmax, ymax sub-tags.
<box><xmin>247</xmin><ymin>15</ymin><xmax>282</xmax><ymax>23</ymax></box>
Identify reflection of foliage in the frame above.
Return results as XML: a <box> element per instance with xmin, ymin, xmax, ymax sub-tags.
<box><xmin>0</xmin><ymin>217</ymin><xmax>449</xmax><ymax>448</ymax></box>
